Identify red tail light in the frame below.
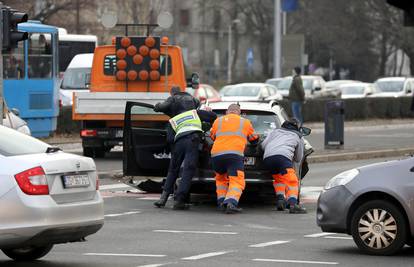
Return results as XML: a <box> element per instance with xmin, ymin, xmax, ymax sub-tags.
<box><xmin>14</xmin><ymin>166</ymin><xmax>49</xmax><ymax>195</ymax></box>
<box><xmin>81</xmin><ymin>129</ymin><xmax>97</xmax><ymax>137</ymax></box>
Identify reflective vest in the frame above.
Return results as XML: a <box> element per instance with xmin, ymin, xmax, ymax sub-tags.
<box><xmin>210</xmin><ymin>114</ymin><xmax>258</xmax><ymax>157</ymax></box>
<box><xmin>169</xmin><ymin>109</ymin><xmax>202</xmax><ymax>139</ymax></box>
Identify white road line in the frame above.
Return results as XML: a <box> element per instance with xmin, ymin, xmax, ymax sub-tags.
<box><xmin>324</xmin><ymin>236</ymin><xmax>353</xmax><ymax>240</ymax></box>
<box><xmin>304</xmin><ymin>232</ymin><xmax>335</xmax><ymax>238</ymax></box>
<box><xmin>99</xmin><ymin>184</ymin><xmax>135</xmax><ymax>190</ymax></box>
<box><xmin>84</xmin><ymin>253</ymin><xmax>165</xmax><ymax>257</ymax></box>
<box><xmin>253</xmin><ymin>258</ymin><xmax>339</xmax><ymax>265</ymax></box>
<box><xmin>182</xmin><ymin>250</ymin><xmax>234</xmax><ymax>260</ymax></box>
<box><xmin>136</xmin><ymin>263</ymin><xmax>172</xmax><ymax>267</ymax></box>
<box><xmin>104</xmin><ymin>211</ymin><xmax>141</xmax><ymax>217</ymax></box>
<box><xmin>153</xmin><ymin>230</ymin><xmax>238</xmax><ymax>235</ymax></box>
<box><xmin>249</xmin><ymin>240</ymin><xmax>290</xmax><ymax>248</ymax></box>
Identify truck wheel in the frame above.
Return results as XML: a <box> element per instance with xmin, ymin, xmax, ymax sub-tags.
<box><xmin>2</xmin><ymin>244</ymin><xmax>53</xmax><ymax>261</ymax></box>
<box><xmin>350</xmin><ymin>200</ymin><xmax>407</xmax><ymax>255</ymax></box>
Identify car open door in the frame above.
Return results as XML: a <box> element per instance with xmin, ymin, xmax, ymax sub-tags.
<box><xmin>123</xmin><ymin>101</ymin><xmax>170</xmax><ymax>176</ymax></box>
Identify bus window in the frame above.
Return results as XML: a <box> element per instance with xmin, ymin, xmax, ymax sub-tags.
<box><xmin>28</xmin><ymin>33</ymin><xmax>53</xmax><ymax>79</ymax></box>
<box><xmin>3</xmin><ymin>42</ymin><xmax>24</xmax><ymax>79</ymax></box>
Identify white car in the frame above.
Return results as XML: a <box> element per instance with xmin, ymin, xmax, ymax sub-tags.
<box><xmin>2</xmin><ymin>106</ymin><xmax>31</xmax><ymax>135</ymax></box>
<box><xmin>373</xmin><ymin>77</ymin><xmax>414</xmax><ymax>97</ymax></box>
<box><xmin>339</xmin><ymin>82</ymin><xmax>376</xmax><ymax>99</ymax></box>
<box><xmin>60</xmin><ymin>53</ymin><xmax>94</xmax><ymax>106</ymax></box>
<box><xmin>0</xmin><ymin>125</ymin><xmax>104</xmax><ymax>261</ymax></box>
<box><xmin>277</xmin><ymin>75</ymin><xmax>341</xmax><ymax>99</ymax></box>
<box><xmin>220</xmin><ymin>83</ymin><xmax>283</xmax><ymax>102</ymax></box>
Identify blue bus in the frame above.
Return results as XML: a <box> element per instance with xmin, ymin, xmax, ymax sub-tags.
<box><xmin>3</xmin><ymin>21</ymin><xmax>59</xmax><ymax>137</ymax></box>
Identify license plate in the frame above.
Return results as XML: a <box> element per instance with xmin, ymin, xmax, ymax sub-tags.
<box><xmin>244</xmin><ymin>157</ymin><xmax>256</xmax><ymax>166</ymax></box>
<box><xmin>115</xmin><ymin>129</ymin><xmax>123</xmax><ymax>138</ymax></box>
<box><xmin>62</xmin><ymin>174</ymin><xmax>90</xmax><ymax>188</ymax></box>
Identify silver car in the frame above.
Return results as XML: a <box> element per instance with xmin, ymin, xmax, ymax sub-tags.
<box><xmin>0</xmin><ymin>125</ymin><xmax>104</xmax><ymax>261</ymax></box>
<box><xmin>317</xmin><ymin>156</ymin><xmax>414</xmax><ymax>255</ymax></box>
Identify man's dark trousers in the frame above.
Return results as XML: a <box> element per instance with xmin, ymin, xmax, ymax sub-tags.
<box><xmin>163</xmin><ymin>132</ymin><xmax>200</xmax><ymax>202</ymax></box>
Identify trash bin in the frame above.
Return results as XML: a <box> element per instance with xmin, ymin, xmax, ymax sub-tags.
<box><xmin>324</xmin><ymin>100</ymin><xmax>344</xmax><ymax>149</ymax></box>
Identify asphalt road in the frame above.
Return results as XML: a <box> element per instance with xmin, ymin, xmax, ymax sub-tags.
<box><xmin>2</xmin><ymin>157</ymin><xmax>412</xmax><ymax>266</ymax></box>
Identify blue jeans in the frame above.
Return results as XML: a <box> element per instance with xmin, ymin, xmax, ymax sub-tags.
<box><xmin>291</xmin><ymin>101</ymin><xmax>303</xmax><ymax>125</ymax></box>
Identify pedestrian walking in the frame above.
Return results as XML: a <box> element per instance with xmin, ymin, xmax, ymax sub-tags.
<box><xmin>289</xmin><ymin>67</ymin><xmax>305</xmax><ymax>125</ymax></box>
<box><xmin>153</xmin><ymin>87</ymin><xmax>216</xmax><ymax>209</ymax></box>
<box><xmin>210</xmin><ymin>104</ymin><xmax>259</xmax><ymax>214</ymax></box>
<box><xmin>261</xmin><ymin>119</ymin><xmax>307</xmax><ymax>214</ymax></box>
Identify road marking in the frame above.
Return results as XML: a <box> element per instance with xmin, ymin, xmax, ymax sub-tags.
<box><xmin>136</xmin><ymin>263</ymin><xmax>173</xmax><ymax>267</ymax></box>
<box><xmin>100</xmin><ymin>183</ymin><xmax>135</xmax><ymax>190</ymax></box>
<box><xmin>182</xmin><ymin>250</ymin><xmax>234</xmax><ymax>260</ymax></box>
<box><xmin>252</xmin><ymin>258</ymin><xmax>339</xmax><ymax>265</ymax></box>
<box><xmin>249</xmin><ymin>240</ymin><xmax>290</xmax><ymax>248</ymax></box>
<box><xmin>84</xmin><ymin>253</ymin><xmax>165</xmax><ymax>257</ymax></box>
<box><xmin>324</xmin><ymin>236</ymin><xmax>353</xmax><ymax>240</ymax></box>
<box><xmin>304</xmin><ymin>232</ymin><xmax>335</xmax><ymax>238</ymax></box>
<box><xmin>153</xmin><ymin>230</ymin><xmax>238</xmax><ymax>235</ymax></box>
<box><xmin>105</xmin><ymin>211</ymin><xmax>141</xmax><ymax>217</ymax></box>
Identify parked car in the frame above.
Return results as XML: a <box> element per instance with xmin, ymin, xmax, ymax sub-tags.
<box><xmin>372</xmin><ymin>77</ymin><xmax>414</xmax><ymax>98</ymax></box>
<box><xmin>325</xmin><ymin>80</ymin><xmax>362</xmax><ymax>91</ymax></box>
<box><xmin>277</xmin><ymin>75</ymin><xmax>341</xmax><ymax>99</ymax></box>
<box><xmin>2</xmin><ymin>102</ymin><xmax>31</xmax><ymax>135</ymax></box>
<box><xmin>317</xmin><ymin>156</ymin><xmax>414</xmax><ymax>255</ymax></box>
<box><xmin>265</xmin><ymin>77</ymin><xmax>283</xmax><ymax>88</ymax></box>
<box><xmin>219</xmin><ymin>83</ymin><xmax>283</xmax><ymax>102</ymax></box>
<box><xmin>0</xmin><ymin>125</ymin><xmax>104</xmax><ymax>261</ymax></box>
<box><xmin>186</xmin><ymin>84</ymin><xmax>221</xmax><ymax>102</ymax></box>
<box><xmin>339</xmin><ymin>82</ymin><xmax>376</xmax><ymax>99</ymax></box>
<box><xmin>123</xmin><ymin>101</ymin><xmax>313</xmax><ymax>195</ymax></box>
<box><xmin>59</xmin><ymin>53</ymin><xmax>94</xmax><ymax>106</ymax></box>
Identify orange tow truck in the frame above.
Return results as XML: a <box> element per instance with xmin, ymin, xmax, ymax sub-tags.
<box><xmin>72</xmin><ymin>33</ymin><xmax>199</xmax><ymax>158</ymax></box>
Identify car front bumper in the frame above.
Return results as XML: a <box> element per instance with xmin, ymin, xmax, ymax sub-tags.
<box><xmin>0</xmin><ymin>186</ymin><xmax>104</xmax><ymax>248</ymax></box>
<box><xmin>316</xmin><ymin>185</ymin><xmax>355</xmax><ymax>234</ymax></box>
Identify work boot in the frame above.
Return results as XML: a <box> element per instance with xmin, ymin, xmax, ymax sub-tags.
<box><xmin>289</xmin><ymin>204</ymin><xmax>307</xmax><ymax>214</ymax></box>
<box><xmin>217</xmin><ymin>202</ymin><xmax>226</xmax><ymax>212</ymax></box>
<box><xmin>172</xmin><ymin>200</ymin><xmax>190</xmax><ymax>210</ymax></box>
<box><xmin>154</xmin><ymin>191</ymin><xmax>169</xmax><ymax>208</ymax></box>
<box><xmin>225</xmin><ymin>203</ymin><xmax>242</xmax><ymax>214</ymax></box>
<box><xmin>276</xmin><ymin>199</ymin><xmax>286</xmax><ymax>211</ymax></box>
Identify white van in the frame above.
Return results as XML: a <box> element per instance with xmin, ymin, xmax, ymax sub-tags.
<box><xmin>59</xmin><ymin>53</ymin><xmax>94</xmax><ymax>106</ymax></box>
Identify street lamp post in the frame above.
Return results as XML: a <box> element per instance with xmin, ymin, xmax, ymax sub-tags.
<box><xmin>227</xmin><ymin>19</ymin><xmax>240</xmax><ymax>84</ymax></box>
<box><xmin>273</xmin><ymin>0</ymin><xmax>282</xmax><ymax>78</ymax></box>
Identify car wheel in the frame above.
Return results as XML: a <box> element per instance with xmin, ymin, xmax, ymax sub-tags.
<box><xmin>2</xmin><ymin>244</ymin><xmax>53</xmax><ymax>261</ymax></box>
<box><xmin>351</xmin><ymin>200</ymin><xmax>407</xmax><ymax>255</ymax></box>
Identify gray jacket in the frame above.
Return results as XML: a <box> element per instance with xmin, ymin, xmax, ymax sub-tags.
<box><xmin>261</xmin><ymin>128</ymin><xmax>304</xmax><ymax>163</ymax></box>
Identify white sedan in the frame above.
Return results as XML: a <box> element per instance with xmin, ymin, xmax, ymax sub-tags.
<box><xmin>0</xmin><ymin>125</ymin><xmax>104</xmax><ymax>261</ymax></box>
<box><xmin>220</xmin><ymin>83</ymin><xmax>283</xmax><ymax>102</ymax></box>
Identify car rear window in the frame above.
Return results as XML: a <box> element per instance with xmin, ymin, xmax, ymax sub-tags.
<box><xmin>0</xmin><ymin>126</ymin><xmax>49</xmax><ymax>156</ymax></box>
<box><xmin>212</xmin><ymin>110</ymin><xmax>281</xmax><ymax>135</ymax></box>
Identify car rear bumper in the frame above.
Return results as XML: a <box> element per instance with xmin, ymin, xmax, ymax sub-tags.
<box><xmin>0</xmin><ymin>187</ymin><xmax>104</xmax><ymax>248</ymax></box>
<box><xmin>316</xmin><ymin>185</ymin><xmax>354</xmax><ymax>234</ymax></box>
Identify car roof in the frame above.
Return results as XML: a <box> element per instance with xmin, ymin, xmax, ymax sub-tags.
<box><xmin>208</xmin><ymin>101</ymin><xmax>279</xmax><ymax>113</ymax></box>
<box><xmin>232</xmin><ymin>83</ymin><xmax>269</xmax><ymax>87</ymax></box>
<box><xmin>376</xmin><ymin>77</ymin><xmax>408</xmax><ymax>82</ymax></box>
<box><xmin>67</xmin><ymin>53</ymin><xmax>94</xmax><ymax>68</ymax></box>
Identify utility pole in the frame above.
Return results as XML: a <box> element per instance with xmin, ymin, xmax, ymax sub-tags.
<box><xmin>227</xmin><ymin>23</ymin><xmax>232</xmax><ymax>84</ymax></box>
<box><xmin>273</xmin><ymin>0</ymin><xmax>282</xmax><ymax>78</ymax></box>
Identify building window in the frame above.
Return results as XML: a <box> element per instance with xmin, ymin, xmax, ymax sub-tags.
<box><xmin>180</xmin><ymin>9</ymin><xmax>190</xmax><ymax>27</ymax></box>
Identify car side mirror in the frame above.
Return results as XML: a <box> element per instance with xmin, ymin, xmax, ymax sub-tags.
<box><xmin>11</xmin><ymin>108</ymin><xmax>20</xmax><ymax>116</ymax></box>
<box><xmin>187</xmin><ymin>73</ymin><xmax>200</xmax><ymax>89</ymax></box>
<box><xmin>300</xmin><ymin>126</ymin><xmax>311</xmax><ymax>136</ymax></box>
<box><xmin>407</xmin><ymin>89</ymin><xmax>412</xmax><ymax>94</ymax></box>
<box><xmin>314</xmin><ymin>87</ymin><xmax>321</xmax><ymax>91</ymax></box>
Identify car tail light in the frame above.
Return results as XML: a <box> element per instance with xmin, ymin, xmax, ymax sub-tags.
<box><xmin>14</xmin><ymin>166</ymin><xmax>49</xmax><ymax>195</ymax></box>
<box><xmin>81</xmin><ymin>129</ymin><xmax>97</xmax><ymax>137</ymax></box>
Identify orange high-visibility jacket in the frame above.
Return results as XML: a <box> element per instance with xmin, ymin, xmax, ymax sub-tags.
<box><xmin>210</xmin><ymin>114</ymin><xmax>259</xmax><ymax>157</ymax></box>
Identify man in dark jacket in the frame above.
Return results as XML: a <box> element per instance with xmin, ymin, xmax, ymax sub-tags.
<box><xmin>288</xmin><ymin>67</ymin><xmax>305</xmax><ymax>125</ymax></box>
<box><xmin>153</xmin><ymin>87</ymin><xmax>216</xmax><ymax>210</ymax></box>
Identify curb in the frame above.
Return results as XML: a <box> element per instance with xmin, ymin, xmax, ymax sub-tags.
<box><xmin>308</xmin><ymin>147</ymin><xmax>414</xmax><ymax>163</ymax></box>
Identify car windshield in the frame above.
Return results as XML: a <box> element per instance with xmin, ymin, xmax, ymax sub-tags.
<box><xmin>212</xmin><ymin>110</ymin><xmax>281</xmax><ymax>135</ymax></box>
<box><xmin>0</xmin><ymin>126</ymin><xmax>49</xmax><ymax>156</ymax></box>
<box><xmin>340</xmin><ymin>86</ymin><xmax>365</xmax><ymax>95</ymax></box>
<box><xmin>375</xmin><ymin>81</ymin><xmax>404</xmax><ymax>93</ymax></box>
<box><xmin>266</xmin><ymin>79</ymin><xmax>281</xmax><ymax>88</ymax></box>
<box><xmin>220</xmin><ymin>85</ymin><xmax>260</xmax><ymax>97</ymax></box>
<box><xmin>277</xmin><ymin>78</ymin><xmax>313</xmax><ymax>91</ymax></box>
<box><xmin>61</xmin><ymin>67</ymin><xmax>91</xmax><ymax>90</ymax></box>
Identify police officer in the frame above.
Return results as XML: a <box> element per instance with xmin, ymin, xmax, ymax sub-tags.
<box><xmin>153</xmin><ymin>87</ymin><xmax>216</xmax><ymax>209</ymax></box>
